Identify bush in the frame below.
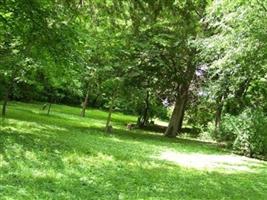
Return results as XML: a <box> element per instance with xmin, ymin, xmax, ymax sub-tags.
<box><xmin>219</xmin><ymin>109</ymin><xmax>267</xmax><ymax>158</ymax></box>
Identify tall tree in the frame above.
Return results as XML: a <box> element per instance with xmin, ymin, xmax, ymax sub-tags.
<box><xmin>198</xmin><ymin>0</ymin><xmax>267</xmax><ymax>129</ymax></box>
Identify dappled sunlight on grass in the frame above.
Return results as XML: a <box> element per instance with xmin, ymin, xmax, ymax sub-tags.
<box><xmin>2</xmin><ymin>118</ymin><xmax>68</xmax><ymax>133</ymax></box>
<box><xmin>1</xmin><ymin>102</ymin><xmax>267</xmax><ymax>199</ymax></box>
<box><xmin>5</xmin><ymin>102</ymin><xmax>135</xmax><ymax>132</ymax></box>
<box><xmin>63</xmin><ymin>152</ymin><xmax>115</xmax><ymax>169</ymax></box>
<box><xmin>156</xmin><ymin>150</ymin><xmax>267</xmax><ymax>173</ymax></box>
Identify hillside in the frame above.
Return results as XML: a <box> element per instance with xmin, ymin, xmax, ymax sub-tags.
<box><xmin>1</xmin><ymin>102</ymin><xmax>267</xmax><ymax>199</ymax></box>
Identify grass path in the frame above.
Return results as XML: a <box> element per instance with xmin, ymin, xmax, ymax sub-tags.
<box><xmin>1</xmin><ymin>102</ymin><xmax>267</xmax><ymax>199</ymax></box>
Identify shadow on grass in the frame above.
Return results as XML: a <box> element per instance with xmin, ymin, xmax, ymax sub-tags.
<box><xmin>6</xmin><ymin>102</ymin><xmax>215</xmax><ymax>152</ymax></box>
<box><xmin>2</xmin><ymin>108</ymin><xmax>231</xmax><ymax>161</ymax></box>
<box><xmin>1</xmin><ymin>127</ymin><xmax>267</xmax><ymax>200</ymax></box>
<box><xmin>1</xmin><ymin>114</ymin><xmax>267</xmax><ymax>199</ymax></box>
<box><xmin>83</xmin><ymin>126</ymin><xmax>226</xmax><ymax>155</ymax></box>
<box><xmin>2</xmin><ymin>104</ymin><xmax>267</xmax><ymax>166</ymax></box>
<box><xmin>10</xmin><ymin>103</ymin><xmax>136</xmax><ymax>125</ymax></box>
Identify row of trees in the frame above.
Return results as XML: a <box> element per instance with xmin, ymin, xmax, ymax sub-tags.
<box><xmin>1</xmin><ymin>0</ymin><xmax>266</xmax><ymax>156</ymax></box>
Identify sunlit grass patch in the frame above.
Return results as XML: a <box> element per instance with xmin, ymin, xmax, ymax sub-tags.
<box><xmin>156</xmin><ymin>150</ymin><xmax>267</xmax><ymax>173</ymax></box>
<box><xmin>1</xmin><ymin>101</ymin><xmax>267</xmax><ymax>199</ymax></box>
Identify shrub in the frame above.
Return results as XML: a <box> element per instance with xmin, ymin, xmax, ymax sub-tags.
<box><xmin>219</xmin><ymin>109</ymin><xmax>267</xmax><ymax>158</ymax></box>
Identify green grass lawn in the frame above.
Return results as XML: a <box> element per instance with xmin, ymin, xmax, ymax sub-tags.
<box><xmin>1</xmin><ymin>102</ymin><xmax>267</xmax><ymax>200</ymax></box>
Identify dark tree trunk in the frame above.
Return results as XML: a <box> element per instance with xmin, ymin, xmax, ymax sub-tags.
<box><xmin>2</xmin><ymin>90</ymin><xmax>9</xmax><ymax>118</ymax></box>
<box><xmin>215</xmin><ymin>102</ymin><xmax>223</xmax><ymax>130</ymax></box>
<box><xmin>164</xmin><ymin>87</ymin><xmax>188</xmax><ymax>137</ymax></box>
<box><xmin>1</xmin><ymin>81</ymin><xmax>13</xmax><ymax>118</ymax></box>
<box><xmin>164</xmin><ymin>98</ymin><xmax>182</xmax><ymax>137</ymax></box>
<box><xmin>92</xmin><ymin>93</ymin><xmax>100</xmax><ymax>107</ymax></box>
<box><xmin>164</xmin><ymin>60</ymin><xmax>195</xmax><ymax>137</ymax></box>
<box><xmin>105</xmin><ymin>96</ymin><xmax>115</xmax><ymax>133</ymax></box>
<box><xmin>139</xmin><ymin>90</ymin><xmax>150</xmax><ymax>127</ymax></box>
<box><xmin>137</xmin><ymin>116</ymin><xmax>141</xmax><ymax>126</ymax></box>
<box><xmin>81</xmin><ymin>85</ymin><xmax>90</xmax><ymax>117</ymax></box>
<box><xmin>47</xmin><ymin>103</ymin><xmax>52</xmax><ymax>115</ymax></box>
<box><xmin>234</xmin><ymin>78</ymin><xmax>251</xmax><ymax>111</ymax></box>
<box><xmin>79</xmin><ymin>0</ymin><xmax>84</xmax><ymax>6</ymax></box>
<box><xmin>215</xmin><ymin>90</ymin><xmax>229</xmax><ymax>130</ymax></box>
<box><xmin>178</xmin><ymin>96</ymin><xmax>187</xmax><ymax>132</ymax></box>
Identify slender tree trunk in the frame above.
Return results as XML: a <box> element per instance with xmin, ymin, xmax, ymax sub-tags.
<box><xmin>105</xmin><ymin>96</ymin><xmax>115</xmax><ymax>133</ymax></box>
<box><xmin>1</xmin><ymin>81</ymin><xmax>13</xmax><ymax>118</ymax></box>
<box><xmin>81</xmin><ymin>85</ymin><xmax>90</xmax><ymax>117</ymax></box>
<box><xmin>47</xmin><ymin>103</ymin><xmax>52</xmax><ymax>115</ymax></box>
<box><xmin>215</xmin><ymin>96</ymin><xmax>223</xmax><ymax>130</ymax></box>
<box><xmin>215</xmin><ymin>93</ymin><xmax>226</xmax><ymax>130</ymax></box>
<box><xmin>139</xmin><ymin>90</ymin><xmax>150</xmax><ymax>127</ymax></box>
<box><xmin>144</xmin><ymin>90</ymin><xmax>150</xmax><ymax>125</ymax></box>
<box><xmin>234</xmin><ymin>78</ymin><xmax>251</xmax><ymax>111</ymax></box>
<box><xmin>137</xmin><ymin>116</ymin><xmax>141</xmax><ymax>126</ymax></box>
<box><xmin>2</xmin><ymin>90</ymin><xmax>9</xmax><ymax>118</ymax></box>
<box><xmin>92</xmin><ymin>93</ymin><xmax>100</xmax><ymax>107</ymax></box>
<box><xmin>215</xmin><ymin>106</ymin><xmax>222</xmax><ymax>130</ymax></box>
<box><xmin>79</xmin><ymin>0</ymin><xmax>84</xmax><ymax>6</ymax></box>
<box><xmin>215</xmin><ymin>87</ymin><xmax>230</xmax><ymax>130</ymax></box>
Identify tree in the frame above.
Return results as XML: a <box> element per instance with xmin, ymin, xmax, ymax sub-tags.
<box><xmin>198</xmin><ymin>0</ymin><xmax>267</xmax><ymax>129</ymax></box>
<box><xmin>0</xmin><ymin>0</ymin><xmax>88</xmax><ymax>117</ymax></box>
<box><xmin>121</xmin><ymin>0</ymin><xmax>207</xmax><ymax>137</ymax></box>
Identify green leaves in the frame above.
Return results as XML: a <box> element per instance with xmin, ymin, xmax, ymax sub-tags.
<box><xmin>196</xmin><ymin>0</ymin><xmax>267</xmax><ymax>114</ymax></box>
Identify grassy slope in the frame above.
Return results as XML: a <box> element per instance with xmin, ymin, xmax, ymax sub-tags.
<box><xmin>0</xmin><ymin>102</ymin><xmax>267</xmax><ymax>200</ymax></box>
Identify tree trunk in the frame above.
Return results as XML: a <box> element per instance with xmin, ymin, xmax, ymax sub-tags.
<box><xmin>164</xmin><ymin>56</ymin><xmax>196</xmax><ymax>138</ymax></box>
<box><xmin>81</xmin><ymin>86</ymin><xmax>90</xmax><ymax>117</ymax></box>
<box><xmin>139</xmin><ymin>90</ymin><xmax>150</xmax><ymax>127</ymax></box>
<box><xmin>215</xmin><ymin>88</ymin><xmax>230</xmax><ymax>130</ymax></box>
<box><xmin>215</xmin><ymin>104</ymin><xmax>222</xmax><ymax>130</ymax></box>
<box><xmin>234</xmin><ymin>78</ymin><xmax>251</xmax><ymax>112</ymax></box>
<box><xmin>105</xmin><ymin>96</ymin><xmax>115</xmax><ymax>133</ymax></box>
<box><xmin>1</xmin><ymin>90</ymin><xmax>9</xmax><ymax>118</ymax></box>
<box><xmin>164</xmin><ymin>62</ymin><xmax>194</xmax><ymax>138</ymax></box>
<box><xmin>164</xmin><ymin>98</ymin><xmax>181</xmax><ymax>137</ymax></box>
<box><xmin>215</xmin><ymin>95</ymin><xmax>223</xmax><ymax>130</ymax></box>
<box><xmin>92</xmin><ymin>93</ymin><xmax>100</xmax><ymax>107</ymax></box>
<box><xmin>1</xmin><ymin>82</ymin><xmax>13</xmax><ymax>118</ymax></box>
<box><xmin>47</xmin><ymin>103</ymin><xmax>52</xmax><ymax>115</ymax></box>
<box><xmin>164</xmin><ymin>89</ymin><xmax>187</xmax><ymax>137</ymax></box>
<box><xmin>79</xmin><ymin>0</ymin><xmax>84</xmax><ymax>6</ymax></box>
<box><xmin>178</xmin><ymin>96</ymin><xmax>187</xmax><ymax>132</ymax></box>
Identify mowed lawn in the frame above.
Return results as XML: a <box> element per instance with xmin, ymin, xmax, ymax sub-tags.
<box><xmin>1</xmin><ymin>102</ymin><xmax>267</xmax><ymax>200</ymax></box>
